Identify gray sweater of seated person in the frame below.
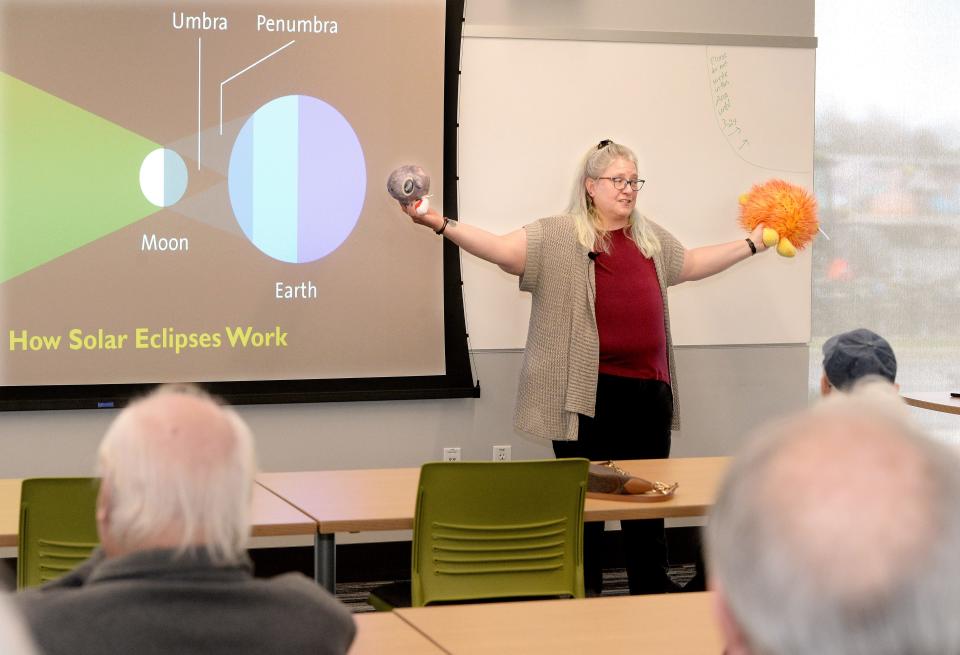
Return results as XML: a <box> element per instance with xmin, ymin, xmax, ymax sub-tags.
<box><xmin>14</xmin><ymin>547</ymin><xmax>356</xmax><ymax>655</ymax></box>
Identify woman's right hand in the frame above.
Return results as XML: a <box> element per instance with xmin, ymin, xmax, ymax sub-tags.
<box><xmin>399</xmin><ymin>201</ymin><xmax>444</xmax><ymax>232</ymax></box>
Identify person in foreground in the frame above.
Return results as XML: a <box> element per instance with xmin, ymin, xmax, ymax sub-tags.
<box><xmin>707</xmin><ymin>383</ymin><xmax>960</xmax><ymax>655</ymax></box>
<box><xmin>0</xmin><ymin>595</ymin><xmax>38</xmax><ymax>655</ymax></box>
<box><xmin>15</xmin><ymin>384</ymin><xmax>356</xmax><ymax>655</ymax></box>
<box><xmin>401</xmin><ymin>140</ymin><xmax>769</xmax><ymax>595</ymax></box>
<box><xmin>820</xmin><ymin>327</ymin><xmax>898</xmax><ymax>396</ymax></box>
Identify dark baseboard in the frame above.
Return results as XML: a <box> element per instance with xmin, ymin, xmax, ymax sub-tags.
<box><xmin>249</xmin><ymin>540</ymin><xmax>412</xmax><ymax>583</ymax></box>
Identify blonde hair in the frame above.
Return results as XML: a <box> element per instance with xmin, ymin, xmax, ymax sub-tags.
<box><xmin>97</xmin><ymin>384</ymin><xmax>257</xmax><ymax>564</ymax></box>
<box><xmin>567</xmin><ymin>141</ymin><xmax>661</xmax><ymax>256</ymax></box>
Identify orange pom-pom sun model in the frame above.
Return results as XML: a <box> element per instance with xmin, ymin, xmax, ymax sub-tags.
<box><xmin>738</xmin><ymin>179</ymin><xmax>818</xmax><ymax>257</ymax></box>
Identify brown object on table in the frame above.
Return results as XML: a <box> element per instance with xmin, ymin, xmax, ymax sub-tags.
<box><xmin>587</xmin><ymin>462</ymin><xmax>678</xmax><ymax>501</ymax></box>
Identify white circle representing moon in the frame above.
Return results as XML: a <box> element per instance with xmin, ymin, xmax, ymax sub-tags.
<box><xmin>139</xmin><ymin>148</ymin><xmax>188</xmax><ymax>208</ymax></box>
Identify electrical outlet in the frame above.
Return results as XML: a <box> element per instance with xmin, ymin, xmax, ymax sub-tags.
<box><xmin>493</xmin><ymin>445</ymin><xmax>511</xmax><ymax>462</ymax></box>
<box><xmin>442</xmin><ymin>447</ymin><xmax>461</xmax><ymax>462</ymax></box>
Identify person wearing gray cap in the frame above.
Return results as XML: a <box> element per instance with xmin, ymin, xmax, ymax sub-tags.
<box><xmin>820</xmin><ymin>328</ymin><xmax>898</xmax><ymax>396</ymax></box>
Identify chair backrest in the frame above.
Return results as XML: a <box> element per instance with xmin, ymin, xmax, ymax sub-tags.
<box><xmin>411</xmin><ymin>458</ymin><xmax>588</xmax><ymax>607</ymax></box>
<box><xmin>18</xmin><ymin>478</ymin><xmax>100</xmax><ymax>589</ymax></box>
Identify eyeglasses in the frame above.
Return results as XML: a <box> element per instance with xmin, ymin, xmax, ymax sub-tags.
<box><xmin>597</xmin><ymin>176</ymin><xmax>645</xmax><ymax>192</ymax></box>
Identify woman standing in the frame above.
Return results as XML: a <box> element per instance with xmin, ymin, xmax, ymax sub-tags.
<box><xmin>400</xmin><ymin>140</ymin><xmax>767</xmax><ymax>595</ymax></box>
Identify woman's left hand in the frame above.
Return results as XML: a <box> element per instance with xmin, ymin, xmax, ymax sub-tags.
<box><xmin>749</xmin><ymin>223</ymin><xmax>768</xmax><ymax>252</ymax></box>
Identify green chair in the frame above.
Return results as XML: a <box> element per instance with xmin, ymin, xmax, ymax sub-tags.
<box><xmin>17</xmin><ymin>478</ymin><xmax>100</xmax><ymax>589</ymax></box>
<box><xmin>370</xmin><ymin>458</ymin><xmax>589</xmax><ymax>610</ymax></box>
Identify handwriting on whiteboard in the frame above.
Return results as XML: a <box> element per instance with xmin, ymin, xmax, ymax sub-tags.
<box><xmin>709</xmin><ymin>51</ymin><xmax>750</xmax><ymax>152</ymax></box>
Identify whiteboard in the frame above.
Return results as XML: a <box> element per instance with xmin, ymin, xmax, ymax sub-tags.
<box><xmin>457</xmin><ymin>37</ymin><xmax>814</xmax><ymax>348</ymax></box>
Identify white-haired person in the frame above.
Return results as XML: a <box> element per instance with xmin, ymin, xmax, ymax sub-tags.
<box><xmin>0</xmin><ymin>595</ymin><xmax>38</xmax><ymax>655</ymax></box>
<box><xmin>400</xmin><ymin>140</ymin><xmax>769</xmax><ymax>595</ymax></box>
<box><xmin>15</xmin><ymin>384</ymin><xmax>356</xmax><ymax>655</ymax></box>
<box><xmin>707</xmin><ymin>383</ymin><xmax>960</xmax><ymax>655</ymax></box>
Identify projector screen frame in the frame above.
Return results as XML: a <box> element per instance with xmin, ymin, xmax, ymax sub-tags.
<box><xmin>0</xmin><ymin>0</ymin><xmax>478</xmax><ymax>411</ymax></box>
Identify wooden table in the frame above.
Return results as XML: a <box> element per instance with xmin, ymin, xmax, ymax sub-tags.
<box><xmin>583</xmin><ymin>457</ymin><xmax>727</xmax><ymax>521</ymax></box>
<box><xmin>902</xmin><ymin>392</ymin><xmax>960</xmax><ymax>415</ymax></box>
<box><xmin>257</xmin><ymin>457</ymin><xmax>729</xmax><ymax>592</ymax></box>
<box><xmin>349</xmin><ymin>612</ymin><xmax>445</xmax><ymax>654</ymax></box>
<box><xmin>0</xmin><ymin>479</ymin><xmax>22</xmax><ymax>548</ymax></box>
<box><xmin>250</xmin><ymin>482</ymin><xmax>318</xmax><ymax>537</ymax></box>
<box><xmin>0</xmin><ymin>479</ymin><xmax>317</xmax><ymax>547</ymax></box>
<box><xmin>394</xmin><ymin>591</ymin><xmax>723</xmax><ymax>654</ymax></box>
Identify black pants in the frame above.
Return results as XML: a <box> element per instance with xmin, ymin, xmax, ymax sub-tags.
<box><xmin>553</xmin><ymin>374</ymin><xmax>673</xmax><ymax>596</ymax></box>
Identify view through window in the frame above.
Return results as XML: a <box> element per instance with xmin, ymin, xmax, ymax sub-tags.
<box><xmin>814</xmin><ymin>1</ymin><xmax>960</xmax><ymax>442</ymax></box>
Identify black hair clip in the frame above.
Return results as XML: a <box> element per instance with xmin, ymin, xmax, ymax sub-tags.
<box><xmin>597</xmin><ymin>139</ymin><xmax>613</xmax><ymax>150</ymax></box>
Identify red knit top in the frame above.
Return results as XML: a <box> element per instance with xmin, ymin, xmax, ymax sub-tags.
<box><xmin>594</xmin><ymin>229</ymin><xmax>670</xmax><ymax>383</ymax></box>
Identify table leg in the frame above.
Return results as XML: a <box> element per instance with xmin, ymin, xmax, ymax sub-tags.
<box><xmin>315</xmin><ymin>530</ymin><xmax>336</xmax><ymax>592</ymax></box>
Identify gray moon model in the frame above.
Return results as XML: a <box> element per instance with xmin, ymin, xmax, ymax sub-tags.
<box><xmin>386</xmin><ymin>165</ymin><xmax>430</xmax><ymax>203</ymax></box>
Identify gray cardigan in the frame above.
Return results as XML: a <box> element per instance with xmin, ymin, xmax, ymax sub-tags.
<box><xmin>15</xmin><ymin>548</ymin><xmax>356</xmax><ymax>655</ymax></box>
<box><xmin>515</xmin><ymin>214</ymin><xmax>686</xmax><ymax>441</ymax></box>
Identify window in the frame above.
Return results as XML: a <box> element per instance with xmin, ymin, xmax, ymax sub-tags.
<box><xmin>814</xmin><ymin>1</ymin><xmax>960</xmax><ymax>442</ymax></box>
